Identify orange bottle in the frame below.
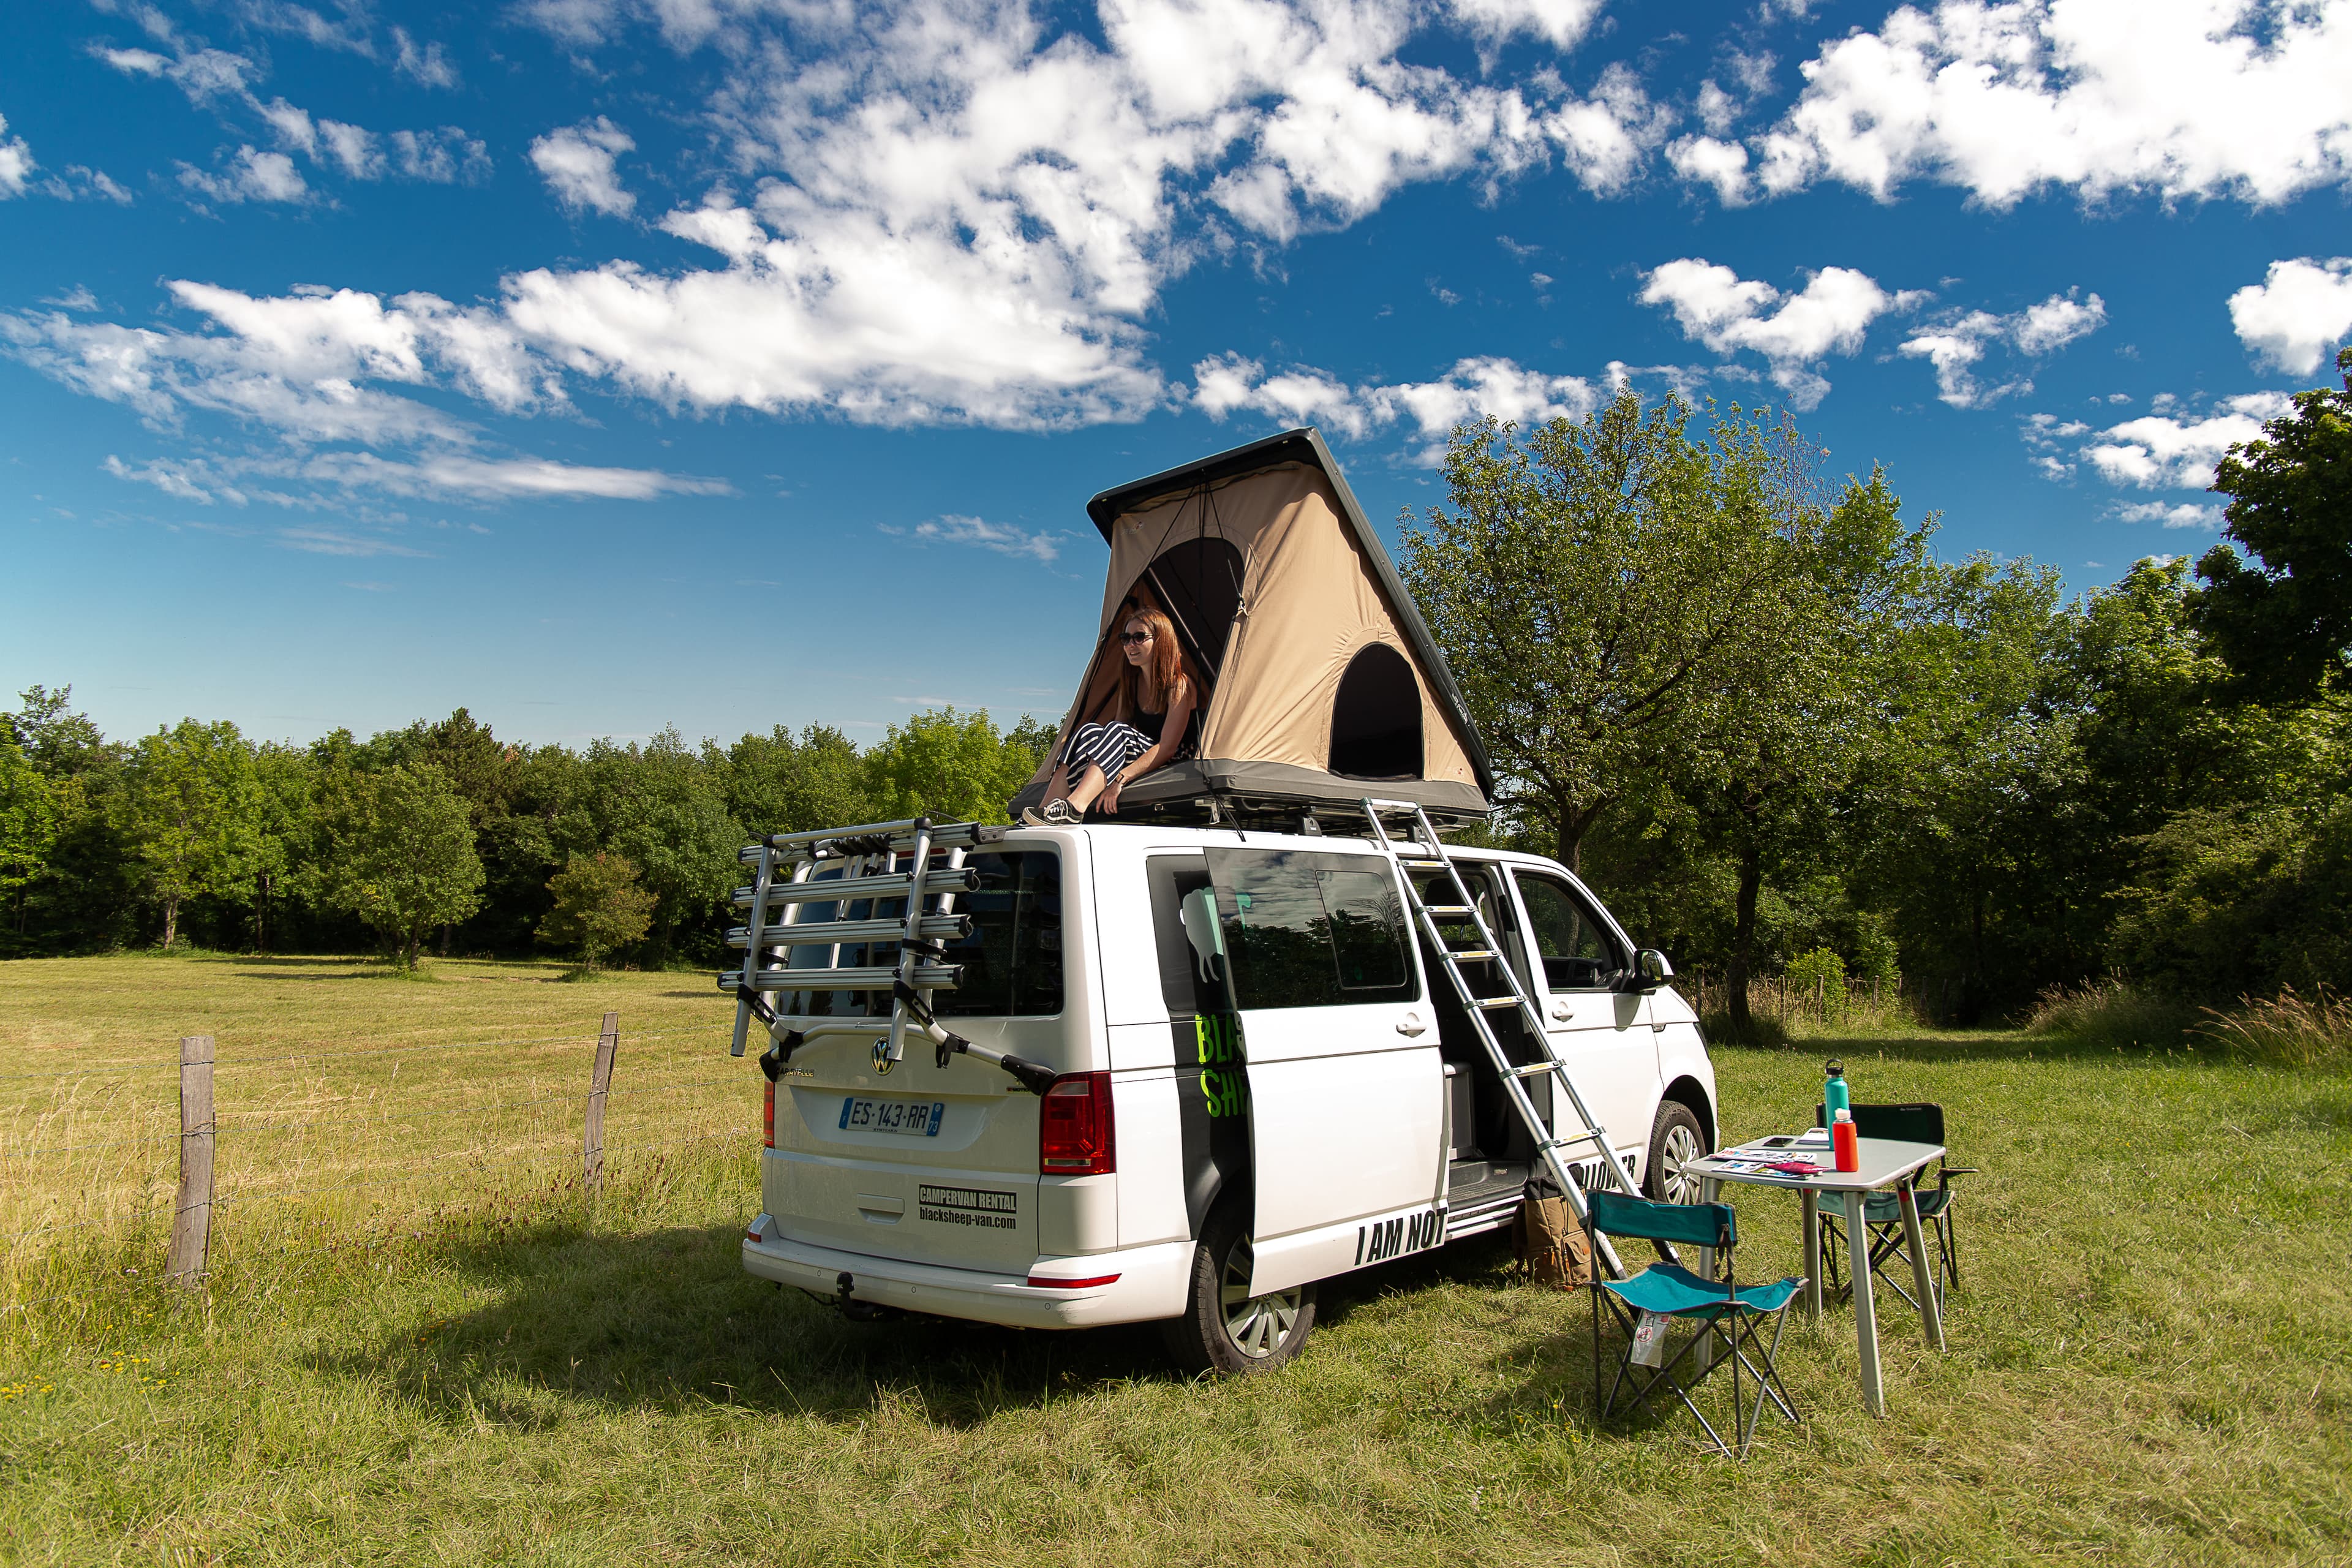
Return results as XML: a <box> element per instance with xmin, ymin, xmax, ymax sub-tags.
<box><xmin>1831</xmin><ymin>1108</ymin><xmax>1860</xmax><ymax>1173</ymax></box>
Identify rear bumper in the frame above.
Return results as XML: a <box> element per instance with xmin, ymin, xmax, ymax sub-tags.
<box><xmin>741</xmin><ymin>1216</ymin><xmax>1193</xmax><ymax>1329</ymax></box>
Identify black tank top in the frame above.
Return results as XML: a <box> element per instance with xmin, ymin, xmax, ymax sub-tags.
<box><xmin>1133</xmin><ymin>705</ymin><xmax>1166</xmax><ymax>742</ymax></box>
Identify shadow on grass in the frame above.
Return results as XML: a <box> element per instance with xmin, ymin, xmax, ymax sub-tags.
<box><xmin>327</xmin><ymin>1216</ymin><xmax>1545</xmax><ymax>1431</ymax></box>
<box><xmin>1729</xmin><ymin>1029</ymin><xmax>2220</xmax><ymax>1068</ymax></box>
<box><xmin>321</xmin><ymin>1219</ymin><xmax>1185</xmax><ymax>1430</ymax></box>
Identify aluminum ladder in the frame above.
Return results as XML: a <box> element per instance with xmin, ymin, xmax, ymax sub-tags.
<box><xmin>1359</xmin><ymin>797</ymin><xmax>1653</xmax><ymax>1280</ymax></box>
<box><xmin>720</xmin><ymin>816</ymin><xmax>1053</xmax><ymax>1091</ymax></box>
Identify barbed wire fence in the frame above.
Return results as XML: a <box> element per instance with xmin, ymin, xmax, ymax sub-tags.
<box><xmin>0</xmin><ymin>1011</ymin><xmax>757</xmax><ymax>1311</ymax></box>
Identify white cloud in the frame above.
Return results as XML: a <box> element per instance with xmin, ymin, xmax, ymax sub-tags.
<box><xmin>1444</xmin><ymin>0</ymin><xmax>1605</xmax><ymax>50</ymax></box>
<box><xmin>530</xmin><ymin>117</ymin><xmax>637</xmax><ymax>217</ymax></box>
<box><xmin>1666</xmin><ymin>135</ymin><xmax>1751</xmax><ymax>203</ymax></box>
<box><xmin>0</xmin><ymin>281</ymin><xmax>556</xmax><ymax>449</ymax></box>
<box><xmin>391</xmin><ymin>127</ymin><xmax>491</xmax><ymax>184</ymax></box>
<box><xmin>258</xmin><ymin>97</ymin><xmax>315</xmax><ymax>154</ymax></box>
<box><xmin>2013</xmin><ymin>290</ymin><xmax>2106</xmax><ymax>354</ymax></box>
<box><xmin>2116</xmin><ymin>500</ymin><xmax>2224</xmax><ymax>529</ymax></box>
<box><xmin>2230</xmin><ymin>257</ymin><xmax>2352</xmax><ymax>375</ymax></box>
<box><xmin>1752</xmin><ymin>0</ymin><xmax>2352</xmax><ymax>208</ymax></box>
<box><xmin>1898</xmin><ymin>288</ymin><xmax>2105</xmax><ymax>406</ymax></box>
<box><xmin>0</xmin><ymin>113</ymin><xmax>35</xmax><ymax>198</ymax></box>
<box><xmin>178</xmin><ymin>146</ymin><xmax>309</xmax><ymax>204</ymax></box>
<box><xmin>909</xmin><ymin>514</ymin><xmax>1063</xmax><ymax>562</ymax></box>
<box><xmin>393</xmin><ymin>28</ymin><xmax>458</xmax><ymax>88</ymax></box>
<box><xmin>318</xmin><ymin>120</ymin><xmax>381</xmax><ymax>178</ymax></box>
<box><xmin>2080</xmin><ymin>392</ymin><xmax>2294</xmax><ymax>489</ymax></box>
<box><xmin>53</xmin><ymin>2</ymin><xmax>1685</xmax><ymax>439</ymax></box>
<box><xmin>1640</xmin><ymin>258</ymin><xmax>1918</xmax><ymax>407</ymax></box>
<box><xmin>1193</xmin><ymin>350</ymin><xmax>1599</xmax><ymax>458</ymax></box>
<box><xmin>99</xmin><ymin>447</ymin><xmax>722</xmax><ymax>507</ymax></box>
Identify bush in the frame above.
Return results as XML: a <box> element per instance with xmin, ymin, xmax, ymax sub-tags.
<box><xmin>2193</xmin><ymin>986</ymin><xmax>2352</xmax><ymax>1069</ymax></box>
<box><xmin>2022</xmin><ymin>979</ymin><xmax>2196</xmax><ymax>1050</ymax></box>
<box><xmin>1783</xmin><ymin>948</ymin><xmax>1847</xmax><ymax>1011</ymax></box>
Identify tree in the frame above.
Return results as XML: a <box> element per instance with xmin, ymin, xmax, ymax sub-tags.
<box><xmin>0</xmin><ymin>737</ymin><xmax>57</xmax><ymax>899</ymax></box>
<box><xmin>718</xmin><ymin>723</ymin><xmax>876</xmax><ymax>837</ymax></box>
<box><xmin>863</xmin><ymin>707</ymin><xmax>1038</xmax><ymax>825</ymax></box>
<box><xmin>113</xmin><ymin>720</ymin><xmax>265</xmax><ymax>948</ymax></box>
<box><xmin>535</xmin><ymin>853</ymin><xmax>658</xmax><ymax>970</ymax></box>
<box><xmin>2194</xmin><ymin>346</ymin><xmax>2352</xmax><ymax>704</ymax></box>
<box><xmin>314</xmin><ymin>763</ymin><xmax>484</xmax><ymax>968</ymax></box>
<box><xmin>1682</xmin><ymin>461</ymin><xmax>1931</xmax><ymax>1035</ymax></box>
<box><xmin>582</xmin><ymin>728</ymin><xmax>742</xmax><ymax>964</ymax></box>
<box><xmin>1400</xmin><ymin>394</ymin><xmax>1796</xmax><ymax>870</ymax></box>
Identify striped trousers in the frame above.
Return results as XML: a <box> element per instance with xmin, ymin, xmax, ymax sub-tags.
<box><xmin>1063</xmin><ymin>720</ymin><xmax>1152</xmax><ymax>779</ymax></box>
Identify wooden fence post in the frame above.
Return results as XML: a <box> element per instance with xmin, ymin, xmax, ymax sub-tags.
<box><xmin>582</xmin><ymin>1011</ymin><xmax>620</xmax><ymax>1193</ymax></box>
<box><xmin>168</xmin><ymin>1035</ymin><xmax>215</xmax><ymax>1284</ymax></box>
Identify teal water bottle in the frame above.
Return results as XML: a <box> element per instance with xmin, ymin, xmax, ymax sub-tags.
<box><xmin>1823</xmin><ymin>1058</ymin><xmax>1850</xmax><ymax>1126</ymax></box>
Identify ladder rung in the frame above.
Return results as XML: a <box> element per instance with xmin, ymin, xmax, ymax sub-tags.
<box><xmin>722</xmin><ymin>963</ymin><xmax>960</xmax><ymax>992</ymax></box>
<box><xmin>726</xmin><ymin>914</ymin><xmax>970</xmax><ymax>950</ymax></box>
<box><xmin>1539</xmin><ymin>1130</ymin><xmax>1609</xmax><ymax>1153</ymax></box>
<box><xmin>1507</xmin><ymin>1061</ymin><xmax>1557</xmax><ymax>1079</ymax></box>
<box><xmin>731</xmin><ymin>867</ymin><xmax>978</xmax><ymax>910</ymax></box>
<box><xmin>1446</xmin><ymin>948</ymin><xmax>1500</xmax><ymax>963</ymax></box>
<box><xmin>1473</xmin><ymin>995</ymin><xmax>1523</xmax><ymax>1011</ymax></box>
<box><xmin>1423</xmin><ymin>905</ymin><xmax>1471</xmax><ymax>919</ymax></box>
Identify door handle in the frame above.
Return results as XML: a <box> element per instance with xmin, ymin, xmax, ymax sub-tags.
<box><xmin>1396</xmin><ymin>1011</ymin><xmax>1427</xmax><ymax>1036</ymax></box>
<box><xmin>1550</xmin><ymin>1005</ymin><xmax>1571</xmax><ymax>1022</ymax></box>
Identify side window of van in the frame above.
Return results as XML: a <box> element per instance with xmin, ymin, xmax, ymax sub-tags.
<box><xmin>1514</xmin><ymin>873</ymin><xmax>1623</xmax><ymax>992</ymax></box>
<box><xmin>1204</xmin><ymin>850</ymin><xmax>1416</xmax><ymax>1009</ymax></box>
<box><xmin>1147</xmin><ymin>854</ymin><xmax>1216</xmax><ymax>1017</ymax></box>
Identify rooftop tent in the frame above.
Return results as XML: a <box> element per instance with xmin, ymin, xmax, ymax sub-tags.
<box><xmin>1010</xmin><ymin>428</ymin><xmax>1496</xmax><ymax>827</ymax></box>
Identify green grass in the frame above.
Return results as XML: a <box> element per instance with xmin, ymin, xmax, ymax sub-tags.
<box><xmin>4</xmin><ymin>956</ymin><xmax>2350</xmax><ymax>1565</ymax></box>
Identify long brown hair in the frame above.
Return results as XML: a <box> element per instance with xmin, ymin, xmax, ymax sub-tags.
<box><xmin>1117</xmin><ymin>606</ymin><xmax>1186</xmax><ymax>720</ymax></box>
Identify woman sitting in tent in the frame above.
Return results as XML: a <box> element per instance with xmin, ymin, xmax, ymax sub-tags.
<box><xmin>1022</xmin><ymin>606</ymin><xmax>1197</xmax><ymax>825</ymax></box>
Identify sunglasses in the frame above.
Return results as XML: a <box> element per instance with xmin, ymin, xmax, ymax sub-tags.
<box><xmin>1119</xmin><ymin>631</ymin><xmax>1153</xmax><ymax>644</ymax></box>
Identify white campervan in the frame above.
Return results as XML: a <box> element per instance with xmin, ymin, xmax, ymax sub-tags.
<box><xmin>725</xmin><ymin>428</ymin><xmax>1716</xmax><ymax>1371</ymax></box>
<box><xmin>734</xmin><ymin>820</ymin><xmax>1717</xmax><ymax>1373</ymax></box>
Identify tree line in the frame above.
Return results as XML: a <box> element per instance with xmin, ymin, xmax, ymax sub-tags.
<box><xmin>0</xmin><ymin>699</ymin><xmax>1050</xmax><ymax>970</ymax></box>
<box><xmin>1400</xmin><ymin>350</ymin><xmax>2352</xmax><ymax>1030</ymax></box>
<box><xmin>4</xmin><ymin>352</ymin><xmax>2345</xmax><ymax>1025</ymax></box>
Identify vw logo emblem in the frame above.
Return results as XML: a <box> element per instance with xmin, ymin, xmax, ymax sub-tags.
<box><xmin>871</xmin><ymin>1037</ymin><xmax>894</xmax><ymax>1075</ymax></box>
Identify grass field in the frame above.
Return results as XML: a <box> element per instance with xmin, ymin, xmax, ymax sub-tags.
<box><xmin>4</xmin><ymin>953</ymin><xmax>2349</xmax><ymax>1566</ymax></box>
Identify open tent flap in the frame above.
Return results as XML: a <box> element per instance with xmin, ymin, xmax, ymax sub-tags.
<box><xmin>1011</xmin><ymin>428</ymin><xmax>1496</xmax><ymax>827</ymax></box>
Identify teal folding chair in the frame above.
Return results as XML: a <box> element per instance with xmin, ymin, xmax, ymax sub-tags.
<box><xmin>1813</xmin><ymin>1101</ymin><xmax>1976</xmax><ymax>1314</ymax></box>
<box><xmin>1586</xmin><ymin>1189</ymin><xmax>1804</xmax><ymax>1459</ymax></box>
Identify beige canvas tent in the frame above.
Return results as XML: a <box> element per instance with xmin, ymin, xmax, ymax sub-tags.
<box><xmin>1010</xmin><ymin>428</ymin><xmax>1496</xmax><ymax>827</ymax></box>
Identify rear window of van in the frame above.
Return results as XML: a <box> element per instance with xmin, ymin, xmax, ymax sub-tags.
<box><xmin>778</xmin><ymin>848</ymin><xmax>1063</xmax><ymax>1019</ymax></box>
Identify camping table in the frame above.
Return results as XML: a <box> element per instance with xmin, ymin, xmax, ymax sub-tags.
<box><xmin>1687</xmin><ymin>1135</ymin><xmax>1948</xmax><ymax>1417</ymax></box>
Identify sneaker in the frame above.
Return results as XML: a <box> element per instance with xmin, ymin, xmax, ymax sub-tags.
<box><xmin>1020</xmin><ymin>805</ymin><xmax>1050</xmax><ymax>826</ymax></box>
<box><xmin>1021</xmin><ymin>799</ymin><xmax>1079</xmax><ymax>826</ymax></box>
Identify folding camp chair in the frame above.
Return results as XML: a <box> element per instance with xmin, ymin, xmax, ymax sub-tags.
<box><xmin>1813</xmin><ymin>1101</ymin><xmax>1977</xmax><ymax>1314</ymax></box>
<box><xmin>1586</xmin><ymin>1189</ymin><xmax>1804</xmax><ymax>1460</ymax></box>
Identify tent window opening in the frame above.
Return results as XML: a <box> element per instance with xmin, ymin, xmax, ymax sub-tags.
<box><xmin>1139</xmin><ymin>537</ymin><xmax>1246</xmax><ymax>680</ymax></box>
<box><xmin>1329</xmin><ymin>643</ymin><xmax>1423</xmax><ymax>780</ymax></box>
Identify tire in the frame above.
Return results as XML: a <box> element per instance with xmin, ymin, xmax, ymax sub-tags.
<box><xmin>1159</xmin><ymin>1199</ymin><xmax>1317</xmax><ymax>1375</ymax></box>
<box><xmin>1645</xmin><ymin>1100</ymin><xmax>1709</xmax><ymax>1205</ymax></box>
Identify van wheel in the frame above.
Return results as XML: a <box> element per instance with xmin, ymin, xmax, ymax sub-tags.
<box><xmin>1160</xmin><ymin>1200</ymin><xmax>1316</xmax><ymax>1375</ymax></box>
<box><xmin>1646</xmin><ymin>1101</ymin><xmax>1708</xmax><ymax>1205</ymax></box>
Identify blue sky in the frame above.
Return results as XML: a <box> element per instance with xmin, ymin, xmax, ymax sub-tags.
<box><xmin>5</xmin><ymin>0</ymin><xmax>2351</xmax><ymax>750</ymax></box>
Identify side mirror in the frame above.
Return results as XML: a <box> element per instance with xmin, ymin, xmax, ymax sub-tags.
<box><xmin>1625</xmin><ymin>949</ymin><xmax>1674</xmax><ymax>994</ymax></box>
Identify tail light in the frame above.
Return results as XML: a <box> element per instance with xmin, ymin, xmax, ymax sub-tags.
<box><xmin>764</xmin><ymin>1077</ymin><xmax>775</xmax><ymax>1148</ymax></box>
<box><xmin>1039</xmin><ymin>1071</ymin><xmax>1114</xmax><ymax>1176</ymax></box>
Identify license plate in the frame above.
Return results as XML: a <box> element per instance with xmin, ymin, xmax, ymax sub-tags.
<box><xmin>839</xmin><ymin>1096</ymin><xmax>946</xmax><ymax>1137</ymax></box>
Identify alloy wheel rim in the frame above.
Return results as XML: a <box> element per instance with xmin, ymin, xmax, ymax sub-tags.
<box><xmin>1661</xmin><ymin>1123</ymin><xmax>1705</xmax><ymax>1204</ymax></box>
<box><xmin>1218</xmin><ymin>1238</ymin><xmax>1302</xmax><ymax>1359</ymax></box>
